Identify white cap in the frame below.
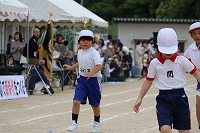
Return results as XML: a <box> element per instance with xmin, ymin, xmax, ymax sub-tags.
<box><xmin>157</xmin><ymin>28</ymin><xmax>178</xmax><ymax>54</ymax></box>
<box><xmin>53</xmin><ymin>50</ymin><xmax>60</xmax><ymax>59</ymax></box>
<box><xmin>78</xmin><ymin>30</ymin><xmax>94</xmax><ymax>40</ymax></box>
<box><xmin>189</xmin><ymin>22</ymin><xmax>200</xmax><ymax>34</ymax></box>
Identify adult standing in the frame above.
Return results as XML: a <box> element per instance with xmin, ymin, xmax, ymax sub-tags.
<box><xmin>23</xmin><ymin>27</ymin><xmax>40</xmax><ymax>64</ymax></box>
<box><xmin>184</xmin><ymin>22</ymin><xmax>200</xmax><ymax>133</ymax></box>
<box><xmin>134</xmin><ymin>40</ymin><xmax>144</xmax><ymax>77</ymax></box>
<box><xmin>10</xmin><ymin>32</ymin><xmax>25</xmax><ymax>65</ymax></box>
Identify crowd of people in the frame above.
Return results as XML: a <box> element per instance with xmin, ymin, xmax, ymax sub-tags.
<box><xmin>4</xmin><ymin>26</ymin><xmax>159</xmax><ymax>95</ymax></box>
<box><xmin>94</xmin><ymin>35</ymin><xmax>158</xmax><ymax>82</ymax></box>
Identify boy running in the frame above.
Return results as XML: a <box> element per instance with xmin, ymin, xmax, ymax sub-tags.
<box><xmin>133</xmin><ymin>28</ymin><xmax>200</xmax><ymax>133</ymax></box>
<box><xmin>184</xmin><ymin>22</ymin><xmax>200</xmax><ymax>133</ymax></box>
<box><xmin>63</xmin><ymin>30</ymin><xmax>103</xmax><ymax>132</ymax></box>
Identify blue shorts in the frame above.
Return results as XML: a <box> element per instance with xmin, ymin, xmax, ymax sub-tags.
<box><xmin>156</xmin><ymin>88</ymin><xmax>191</xmax><ymax>130</ymax></box>
<box><xmin>73</xmin><ymin>75</ymin><xmax>102</xmax><ymax>107</ymax></box>
<box><xmin>197</xmin><ymin>82</ymin><xmax>200</xmax><ymax>90</ymax></box>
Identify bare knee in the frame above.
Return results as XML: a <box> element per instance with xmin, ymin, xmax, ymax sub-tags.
<box><xmin>160</xmin><ymin>125</ymin><xmax>172</xmax><ymax>133</ymax></box>
<box><xmin>73</xmin><ymin>100</ymin><xmax>81</xmax><ymax>106</ymax></box>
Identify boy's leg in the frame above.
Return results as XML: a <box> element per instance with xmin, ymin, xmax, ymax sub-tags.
<box><xmin>92</xmin><ymin>106</ymin><xmax>100</xmax><ymax>121</ymax></box>
<box><xmin>91</xmin><ymin>106</ymin><xmax>100</xmax><ymax>133</ymax></box>
<box><xmin>72</xmin><ymin>100</ymin><xmax>81</xmax><ymax>115</ymax></box>
<box><xmin>178</xmin><ymin>130</ymin><xmax>190</xmax><ymax>133</ymax></box>
<box><xmin>67</xmin><ymin>100</ymin><xmax>81</xmax><ymax>132</ymax></box>
<box><xmin>160</xmin><ymin>125</ymin><xmax>172</xmax><ymax>133</ymax></box>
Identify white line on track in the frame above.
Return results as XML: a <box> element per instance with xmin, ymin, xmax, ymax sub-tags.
<box><xmin>0</xmin><ymin>88</ymin><xmax>141</xmax><ymax>113</ymax></box>
<box><xmin>0</xmin><ymin>81</ymin><xmax>197</xmax><ymax>132</ymax></box>
<box><xmin>0</xmin><ymin>93</ymin><xmax>156</xmax><ymax>126</ymax></box>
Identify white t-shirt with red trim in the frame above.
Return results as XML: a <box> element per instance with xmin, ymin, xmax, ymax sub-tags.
<box><xmin>147</xmin><ymin>53</ymin><xmax>196</xmax><ymax>90</ymax></box>
<box><xmin>184</xmin><ymin>42</ymin><xmax>200</xmax><ymax>69</ymax></box>
<box><xmin>78</xmin><ymin>47</ymin><xmax>102</xmax><ymax>77</ymax></box>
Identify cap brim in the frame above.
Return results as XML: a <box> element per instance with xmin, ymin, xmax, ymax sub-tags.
<box><xmin>158</xmin><ymin>45</ymin><xmax>178</xmax><ymax>54</ymax></box>
<box><xmin>189</xmin><ymin>27</ymin><xmax>200</xmax><ymax>34</ymax></box>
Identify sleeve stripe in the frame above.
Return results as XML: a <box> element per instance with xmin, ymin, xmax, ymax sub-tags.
<box><xmin>146</xmin><ymin>77</ymin><xmax>154</xmax><ymax>81</ymax></box>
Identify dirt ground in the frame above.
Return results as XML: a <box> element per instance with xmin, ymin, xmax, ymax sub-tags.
<box><xmin>0</xmin><ymin>74</ymin><xmax>199</xmax><ymax>133</ymax></box>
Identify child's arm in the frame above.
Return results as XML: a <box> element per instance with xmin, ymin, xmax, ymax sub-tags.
<box><xmin>133</xmin><ymin>79</ymin><xmax>153</xmax><ymax>113</ymax></box>
<box><xmin>192</xmin><ymin>70</ymin><xmax>200</xmax><ymax>83</ymax></box>
<box><xmin>83</xmin><ymin>64</ymin><xmax>103</xmax><ymax>78</ymax></box>
<box><xmin>63</xmin><ymin>63</ymin><xmax>79</xmax><ymax>70</ymax></box>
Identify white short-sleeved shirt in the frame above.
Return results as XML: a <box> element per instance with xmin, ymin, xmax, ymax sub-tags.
<box><xmin>184</xmin><ymin>42</ymin><xmax>200</xmax><ymax>69</ymax></box>
<box><xmin>147</xmin><ymin>53</ymin><xmax>196</xmax><ymax>90</ymax></box>
<box><xmin>78</xmin><ymin>47</ymin><xmax>102</xmax><ymax>77</ymax></box>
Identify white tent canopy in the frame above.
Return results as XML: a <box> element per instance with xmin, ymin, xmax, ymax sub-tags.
<box><xmin>48</xmin><ymin>0</ymin><xmax>108</xmax><ymax>27</ymax></box>
<box><xmin>19</xmin><ymin>0</ymin><xmax>108</xmax><ymax>27</ymax></box>
<box><xmin>0</xmin><ymin>0</ymin><xmax>29</xmax><ymax>21</ymax></box>
<box><xmin>0</xmin><ymin>0</ymin><xmax>29</xmax><ymax>54</ymax></box>
<box><xmin>18</xmin><ymin>0</ymin><xmax>108</xmax><ymax>27</ymax></box>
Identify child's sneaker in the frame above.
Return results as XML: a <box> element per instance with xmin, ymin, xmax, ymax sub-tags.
<box><xmin>67</xmin><ymin>120</ymin><xmax>78</xmax><ymax>132</ymax></box>
<box><xmin>91</xmin><ymin>121</ymin><xmax>100</xmax><ymax>133</ymax></box>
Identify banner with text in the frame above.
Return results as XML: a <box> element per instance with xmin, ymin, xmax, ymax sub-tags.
<box><xmin>0</xmin><ymin>75</ymin><xmax>28</xmax><ymax>100</ymax></box>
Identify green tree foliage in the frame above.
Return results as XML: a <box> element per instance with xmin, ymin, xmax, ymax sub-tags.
<box><xmin>156</xmin><ymin>0</ymin><xmax>197</xmax><ymax>19</ymax></box>
<box><xmin>75</xmin><ymin>0</ymin><xmax>199</xmax><ymax>21</ymax></box>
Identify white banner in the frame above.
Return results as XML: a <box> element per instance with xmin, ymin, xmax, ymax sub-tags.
<box><xmin>0</xmin><ymin>75</ymin><xmax>28</xmax><ymax>100</ymax></box>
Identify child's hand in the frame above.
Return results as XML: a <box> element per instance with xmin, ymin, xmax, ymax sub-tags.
<box><xmin>133</xmin><ymin>99</ymin><xmax>142</xmax><ymax>113</ymax></box>
<box><xmin>83</xmin><ymin>72</ymin><xmax>91</xmax><ymax>79</ymax></box>
<box><xmin>63</xmin><ymin>64</ymin><xmax>72</xmax><ymax>70</ymax></box>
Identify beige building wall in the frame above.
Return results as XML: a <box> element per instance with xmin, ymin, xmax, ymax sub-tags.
<box><xmin>117</xmin><ymin>23</ymin><xmax>194</xmax><ymax>53</ymax></box>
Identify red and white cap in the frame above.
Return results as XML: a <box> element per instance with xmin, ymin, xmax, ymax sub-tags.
<box><xmin>78</xmin><ymin>30</ymin><xmax>94</xmax><ymax>40</ymax></box>
<box><xmin>189</xmin><ymin>22</ymin><xmax>200</xmax><ymax>34</ymax></box>
<box><xmin>157</xmin><ymin>28</ymin><xmax>178</xmax><ymax>54</ymax></box>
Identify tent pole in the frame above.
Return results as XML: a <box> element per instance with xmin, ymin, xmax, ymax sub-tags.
<box><xmin>26</xmin><ymin>12</ymin><xmax>30</xmax><ymax>91</ymax></box>
<box><xmin>26</xmin><ymin>12</ymin><xmax>29</xmax><ymax>63</ymax></box>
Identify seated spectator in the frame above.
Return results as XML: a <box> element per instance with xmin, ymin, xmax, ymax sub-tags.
<box><xmin>28</xmin><ymin>60</ymin><xmax>54</xmax><ymax>95</ymax></box>
<box><xmin>52</xmin><ymin>50</ymin><xmax>70</xmax><ymax>85</ymax></box>
<box><xmin>6</xmin><ymin>54</ymin><xmax>14</xmax><ymax>66</ymax></box>
<box><xmin>110</xmin><ymin>56</ymin><xmax>125</xmax><ymax>82</ymax></box>
<box><xmin>103</xmin><ymin>58</ymin><xmax>119</xmax><ymax>82</ymax></box>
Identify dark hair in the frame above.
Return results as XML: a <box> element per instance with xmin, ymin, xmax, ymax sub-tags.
<box><xmin>118</xmin><ymin>42</ymin><xmax>123</xmax><ymax>48</ymax></box>
<box><xmin>108</xmin><ymin>34</ymin><xmax>112</xmax><ymax>40</ymax></box>
<box><xmin>56</xmin><ymin>36</ymin><xmax>62</xmax><ymax>44</ymax></box>
<box><xmin>99</xmin><ymin>38</ymin><xmax>105</xmax><ymax>47</ymax></box>
<box><xmin>8</xmin><ymin>35</ymin><xmax>13</xmax><ymax>41</ymax></box>
<box><xmin>14</xmin><ymin>32</ymin><xmax>23</xmax><ymax>42</ymax></box>
<box><xmin>63</xmin><ymin>40</ymin><xmax>68</xmax><ymax>46</ymax></box>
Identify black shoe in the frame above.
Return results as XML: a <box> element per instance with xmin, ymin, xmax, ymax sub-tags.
<box><xmin>28</xmin><ymin>90</ymin><xmax>33</xmax><ymax>95</ymax></box>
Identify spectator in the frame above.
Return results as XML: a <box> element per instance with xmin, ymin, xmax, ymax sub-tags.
<box><xmin>102</xmin><ymin>58</ymin><xmax>119</xmax><ymax>82</ymax></box>
<box><xmin>93</xmin><ymin>37</ymin><xmax>99</xmax><ymax>50</ymax></box>
<box><xmin>134</xmin><ymin>40</ymin><xmax>144</xmax><ymax>77</ymax></box>
<box><xmin>147</xmin><ymin>38</ymin><xmax>156</xmax><ymax>60</ymax></box>
<box><xmin>6</xmin><ymin>54</ymin><xmax>14</xmax><ymax>66</ymax></box>
<box><xmin>54</xmin><ymin>36</ymin><xmax>63</xmax><ymax>53</ymax></box>
<box><xmin>10</xmin><ymin>32</ymin><xmax>25</xmax><ymax>65</ymax></box>
<box><xmin>118</xmin><ymin>43</ymin><xmax>133</xmax><ymax>81</ymax></box>
<box><xmin>103</xmin><ymin>34</ymin><xmax>113</xmax><ymax>50</ymax></box>
<box><xmin>129</xmin><ymin>47</ymin><xmax>139</xmax><ymax>78</ymax></box>
<box><xmin>28</xmin><ymin>60</ymin><xmax>54</xmax><ymax>95</ymax></box>
<box><xmin>104</xmin><ymin>41</ymin><xmax>114</xmax><ymax>59</ymax></box>
<box><xmin>96</xmin><ymin>38</ymin><xmax>105</xmax><ymax>57</ymax></box>
<box><xmin>23</xmin><ymin>27</ymin><xmax>40</xmax><ymax>64</ymax></box>
<box><xmin>110</xmin><ymin>56</ymin><xmax>125</xmax><ymax>82</ymax></box>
